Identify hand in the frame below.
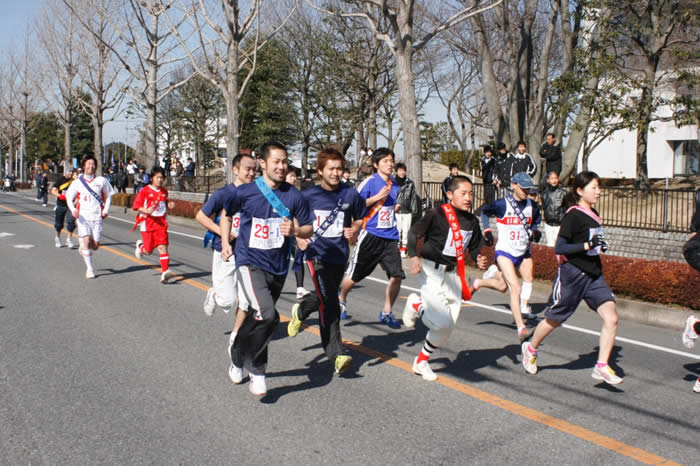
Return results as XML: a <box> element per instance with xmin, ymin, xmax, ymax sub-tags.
<box><xmin>344</xmin><ymin>227</ymin><xmax>358</xmax><ymax>243</ymax></box>
<box><xmin>167</xmin><ymin>201</ymin><xmax>175</xmax><ymax>209</ymax></box>
<box><xmin>376</xmin><ymin>185</ymin><xmax>391</xmax><ymax>201</ymax></box>
<box><xmin>476</xmin><ymin>254</ymin><xmax>488</xmax><ymax>270</ymax></box>
<box><xmin>484</xmin><ymin>230</ymin><xmax>494</xmax><ymax>247</ymax></box>
<box><xmin>533</xmin><ymin>230</ymin><xmax>542</xmax><ymax>243</ymax></box>
<box><xmin>101</xmin><ymin>212</ymin><xmax>109</xmax><ymax>220</ymax></box>
<box><xmin>394</xmin><ymin>203</ymin><xmax>401</xmax><ymax>212</ymax></box>
<box><xmin>144</xmin><ymin>205</ymin><xmax>155</xmax><ymax>215</ymax></box>
<box><xmin>71</xmin><ymin>210</ymin><xmax>78</xmax><ymax>219</ymax></box>
<box><xmin>279</xmin><ymin>217</ymin><xmax>294</xmax><ymax>237</ymax></box>
<box><xmin>588</xmin><ymin>234</ymin><xmax>609</xmax><ymax>252</ymax></box>
<box><xmin>296</xmin><ymin>236</ymin><xmax>310</xmax><ymax>251</ymax></box>
<box><xmin>409</xmin><ymin>256</ymin><xmax>422</xmax><ymax>275</ymax></box>
<box><xmin>229</xmin><ymin>232</ymin><xmax>237</xmax><ymax>241</ymax></box>
<box><xmin>221</xmin><ymin>245</ymin><xmax>233</xmax><ymax>261</ymax></box>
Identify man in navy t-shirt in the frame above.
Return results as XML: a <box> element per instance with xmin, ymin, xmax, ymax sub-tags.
<box><xmin>286</xmin><ymin>148</ymin><xmax>368</xmax><ymax>375</ymax></box>
<box><xmin>220</xmin><ymin>142</ymin><xmax>313</xmax><ymax>396</ymax></box>
<box><xmin>339</xmin><ymin>147</ymin><xmax>406</xmax><ymax>329</ymax></box>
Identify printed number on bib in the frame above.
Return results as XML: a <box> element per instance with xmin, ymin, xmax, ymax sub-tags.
<box><xmin>509</xmin><ymin>230</ymin><xmax>529</xmax><ymax>247</ymax></box>
<box><xmin>152</xmin><ymin>201</ymin><xmax>166</xmax><ymax>216</ymax></box>
<box><xmin>249</xmin><ymin>217</ymin><xmax>284</xmax><ymax>249</ymax></box>
<box><xmin>442</xmin><ymin>230</ymin><xmax>473</xmax><ymax>257</ymax></box>
<box><xmin>376</xmin><ymin>205</ymin><xmax>394</xmax><ymax>229</ymax></box>
<box><xmin>232</xmin><ymin>214</ymin><xmax>241</xmax><ymax>236</ymax></box>
<box><xmin>314</xmin><ymin>210</ymin><xmax>345</xmax><ymax>238</ymax></box>
<box><xmin>587</xmin><ymin>226</ymin><xmax>603</xmax><ymax>256</ymax></box>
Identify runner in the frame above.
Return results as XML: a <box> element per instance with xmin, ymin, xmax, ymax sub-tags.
<box><xmin>681</xmin><ymin>315</ymin><xmax>700</xmax><ymax>392</ymax></box>
<box><xmin>477</xmin><ymin>172</ymin><xmax>542</xmax><ymax>341</ymax></box>
<box><xmin>286</xmin><ymin>148</ymin><xmax>367</xmax><ymax>375</ymax></box>
<box><xmin>65</xmin><ymin>155</ymin><xmax>115</xmax><ymax>279</ymax></box>
<box><xmin>220</xmin><ymin>142</ymin><xmax>313</xmax><ymax>396</ymax></box>
<box><xmin>50</xmin><ymin>167</ymin><xmax>77</xmax><ymax>249</ymax></box>
<box><xmin>339</xmin><ymin>147</ymin><xmax>405</xmax><ymax>329</ymax></box>
<box><xmin>520</xmin><ymin>171</ymin><xmax>623</xmax><ymax>385</ymax></box>
<box><xmin>131</xmin><ymin>167</ymin><xmax>177</xmax><ymax>283</ymax></box>
<box><xmin>402</xmin><ymin>175</ymin><xmax>487</xmax><ymax>381</ymax></box>
<box><xmin>195</xmin><ymin>153</ymin><xmax>255</xmax><ymax>360</ymax></box>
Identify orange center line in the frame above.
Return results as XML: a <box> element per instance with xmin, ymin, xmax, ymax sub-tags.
<box><xmin>0</xmin><ymin>201</ymin><xmax>679</xmax><ymax>465</ymax></box>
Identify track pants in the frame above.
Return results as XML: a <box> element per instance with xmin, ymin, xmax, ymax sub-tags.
<box><xmin>419</xmin><ymin>259</ymin><xmax>463</xmax><ymax>347</ymax></box>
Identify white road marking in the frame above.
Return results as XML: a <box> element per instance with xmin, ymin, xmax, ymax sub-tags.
<box><xmin>13</xmin><ymin>244</ymin><xmax>35</xmax><ymax>249</ymax></box>
<box><xmin>0</xmin><ymin>232</ymin><xmax>16</xmax><ymax>238</ymax></box>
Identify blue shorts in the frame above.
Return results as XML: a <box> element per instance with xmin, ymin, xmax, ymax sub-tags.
<box><xmin>543</xmin><ymin>262</ymin><xmax>615</xmax><ymax>323</ymax></box>
<box><xmin>495</xmin><ymin>249</ymin><xmax>531</xmax><ymax>268</ymax></box>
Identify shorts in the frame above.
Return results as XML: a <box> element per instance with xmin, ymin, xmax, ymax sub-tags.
<box><xmin>212</xmin><ymin>250</ymin><xmax>238</xmax><ymax>311</ymax></box>
<box><xmin>495</xmin><ymin>249</ymin><xmax>531</xmax><ymax>268</ymax></box>
<box><xmin>77</xmin><ymin>217</ymin><xmax>103</xmax><ymax>242</ymax></box>
<box><xmin>345</xmin><ymin>230</ymin><xmax>406</xmax><ymax>282</ymax></box>
<box><xmin>544</xmin><ymin>262</ymin><xmax>616</xmax><ymax>323</ymax></box>
<box><xmin>54</xmin><ymin>205</ymin><xmax>76</xmax><ymax>233</ymax></box>
<box><xmin>141</xmin><ymin>227</ymin><xmax>169</xmax><ymax>252</ymax></box>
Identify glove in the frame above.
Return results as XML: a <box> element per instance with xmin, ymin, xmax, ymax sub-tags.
<box><xmin>533</xmin><ymin>230</ymin><xmax>542</xmax><ymax>243</ymax></box>
<box><xmin>484</xmin><ymin>229</ymin><xmax>494</xmax><ymax>247</ymax></box>
<box><xmin>588</xmin><ymin>234</ymin><xmax>609</xmax><ymax>253</ymax></box>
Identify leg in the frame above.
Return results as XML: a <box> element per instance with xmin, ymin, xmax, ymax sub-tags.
<box><xmin>596</xmin><ymin>301</ymin><xmax>619</xmax><ymax>364</ymax></box>
<box><xmin>384</xmin><ymin>277</ymin><xmax>402</xmax><ymax>314</ymax></box>
<box><xmin>157</xmin><ymin>244</ymin><xmax>169</xmax><ymax>272</ymax></box>
<box><xmin>518</xmin><ymin>258</ymin><xmax>534</xmax><ymax>316</ymax></box>
<box><xmin>338</xmin><ymin>275</ymin><xmax>355</xmax><ymax>304</ymax></box>
<box><xmin>496</xmin><ymin>255</ymin><xmax>525</xmax><ymax>331</ymax></box>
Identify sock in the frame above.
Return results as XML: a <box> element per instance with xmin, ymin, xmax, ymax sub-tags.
<box><xmin>520</xmin><ymin>282</ymin><xmax>533</xmax><ymax>305</ymax></box>
<box><xmin>81</xmin><ymin>249</ymin><xmax>93</xmax><ymax>269</ymax></box>
<box><xmin>229</xmin><ymin>331</ymin><xmax>237</xmax><ymax>347</ymax></box>
<box><xmin>596</xmin><ymin>361</ymin><xmax>608</xmax><ymax>368</ymax></box>
<box><xmin>160</xmin><ymin>254</ymin><xmax>169</xmax><ymax>272</ymax></box>
<box><xmin>416</xmin><ymin>339</ymin><xmax>437</xmax><ymax>363</ymax></box>
<box><xmin>526</xmin><ymin>343</ymin><xmax>537</xmax><ymax>355</ymax></box>
<box><xmin>412</xmin><ymin>301</ymin><xmax>423</xmax><ymax>316</ymax></box>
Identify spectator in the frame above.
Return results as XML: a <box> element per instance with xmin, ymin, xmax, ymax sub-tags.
<box><xmin>357</xmin><ymin>147</ymin><xmax>374</xmax><ymax>182</ymax></box>
<box><xmin>107</xmin><ymin>168</ymin><xmax>117</xmax><ymax>187</ymax></box>
<box><xmin>300</xmin><ymin>172</ymin><xmax>314</xmax><ymax>191</ymax></box>
<box><xmin>341</xmin><ymin>168</ymin><xmax>354</xmax><ymax>188</ymax></box>
<box><xmin>127</xmin><ymin>158</ymin><xmax>138</xmax><ymax>190</ymax></box>
<box><xmin>481</xmin><ymin>146</ymin><xmax>497</xmax><ymax>205</ymax></box>
<box><xmin>540</xmin><ymin>171</ymin><xmax>567</xmax><ymax>247</ymax></box>
<box><xmin>184</xmin><ymin>157</ymin><xmax>195</xmax><ymax>177</ymax></box>
<box><xmin>35</xmin><ymin>170</ymin><xmax>43</xmax><ymax>201</ymax></box>
<box><xmin>441</xmin><ymin>163</ymin><xmax>459</xmax><ymax>204</ymax></box>
<box><xmin>395</xmin><ymin>162</ymin><xmax>422</xmax><ymax>257</ymax></box>
<box><xmin>134</xmin><ymin>166</ymin><xmax>149</xmax><ymax>193</ymax></box>
<box><xmin>683</xmin><ymin>187</ymin><xmax>700</xmax><ymax>272</ymax></box>
<box><xmin>540</xmin><ymin>132</ymin><xmax>562</xmax><ymax>176</ymax></box>
<box><xmin>494</xmin><ymin>142</ymin><xmax>514</xmax><ymax>194</ymax></box>
<box><xmin>39</xmin><ymin>172</ymin><xmax>49</xmax><ymax>206</ymax></box>
<box><xmin>509</xmin><ymin>141</ymin><xmax>537</xmax><ymax>180</ymax></box>
<box><xmin>116</xmin><ymin>168</ymin><xmax>128</xmax><ymax>193</ymax></box>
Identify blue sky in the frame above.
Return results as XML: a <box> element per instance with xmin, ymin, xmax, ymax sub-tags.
<box><xmin>0</xmin><ymin>0</ymin><xmax>42</xmax><ymax>48</ymax></box>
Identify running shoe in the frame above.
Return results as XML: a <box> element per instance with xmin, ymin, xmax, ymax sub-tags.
<box><xmin>249</xmin><ymin>374</ymin><xmax>267</xmax><ymax>396</ymax></box>
<box><xmin>694</xmin><ymin>378</ymin><xmax>700</xmax><ymax>393</ymax></box>
<box><xmin>591</xmin><ymin>364</ymin><xmax>623</xmax><ymax>385</ymax></box>
<box><xmin>42</xmin><ymin>203</ymin><xmax>47</xmax><ymax>207</ymax></box>
<box><xmin>334</xmin><ymin>355</ymin><xmax>352</xmax><ymax>374</ymax></box>
<box><xmin>55</xmin><ymin>237</ymin><xmax>62</xmax><ymax>248</ymax></box>
<box><xmin>483</xmin><ymin>264</ymin><xmax>499</xmax><ymax>280</ymax></box>
<box><xmin>339</xmin><ymin>300</ymin><xmax>347</xmax><ymax>320</ymax></box>
<box><xmin>160</xmin><ymin>270</ymin><xmax>175</xmax><ymax>284</ymax></box>
<box><xmin>402</xmin><ymin>293</ymin><xmax>422</xmax><ymax>328</ymax></box>
<box><xmin>521</xmin><ymin>304</ymin><xmax>535</xmax><ymax>320</ymax></box>
<box><xmin>296</xmin><ymin>287</ymin><xmax>311</xmax><ymax>299</ymax></box>
<box><xmin>412</xmin><ymin>357</ymin><xmax>437</xmax><ymax>381</ymax></box>
<box><xmin>85</xmin><ymin>267</ymin><xmax>95</xmax><ymax>279</ymax></box>
<box><xmin>203</xmin><ymin>287</ymin><xmax>216</xmax><ymax>316</ymax></box>
<box><xmin>379</xmin><ymin>311</ymin><xmax>401</xmax><ymax>329</ymax></box>
<box><xmin>682</xmin><ymin>315</ymin><xmax>698</xmax><ymax>349</ymax></box>
<box><xmin>65</xmin><ymin>238</ymin><xmax>75</xmax><ymax>249</ymax></box>
<box><xmin>288</xmin><ymin>303</ymin><xmax>302</xmax><ymax>337</ymax></box>
<box><xmin>521</xmin><ymin>342</ymin><xmax>538</xmax><ymax>375</ymax></box>
<box><xmin>518</xmin><ymin>326</ymin><xmax>534</xmax><ymax>343</ymax></box>
<box><xmin>228</xmin><ymin>363</ymin><xmax>244</xmax><ymax>384</ymax></box>
<box><xmin>134</xmin><ymin>239</ymin><xmax>143</xmax><ymax>259</ymax></box>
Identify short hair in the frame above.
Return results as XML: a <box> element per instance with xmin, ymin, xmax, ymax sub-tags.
<box><xmin>232</xmin><ymin>153</ymin><xmax>254</xmax><ymax>169</ymax></box>
<box><xmin>448</xmin><ymin>175</ymin><xmax>473</xmax><ymax>193</ymax></box>
<box><xmin>517</xmin><ymin>140</ymin><xmax>526</xmax><ymax>146</ymax></box>
<box><xmin>395</xmin><ymin>162</ymin><xmax>407</xmax><ymax>171</ymax></box>
<box><xmin>449</xmin><ymin>163</ymin><xmax>459</xmax><ymax>170</ymax></box>
<box><xmin>316</xmin><ymin>147</ymin><xmax>345</xmax><ymax>172</ymax></box>
<box><xmin>546</xmin><ymin>132</ymin><xmax>556</xmax><ymax>138</ymax></box>
<box><xmin>496</xmin><ymin>142</ymin><xmax>507</xmax><ymax>151</ymax></box>
<box><xmin>80</xmin><ymin>155</ymin><xmax>97</xmax><ymax>168</ymax></box>
<box><xmin>150</xmin><ymin>167</ymin><xmax>166</xmax><ymax>179</ymax></box>
<box><xmin>371</xmin><ymin>147</ymin><xmax>394</xmax><ymax>168</ymax></box>
<box><xmin>547</xmin><ymin>170</ymin><xmax>559</xmax><ymax>178</ymax></box>
<box><xmin>260</xmin><ymin>141</ymin><xmax>287</xmax><ymax>161</ymax></box>
<box><xmin>343</xmin><ymin>168</ymin><xmax>350</xmax><ymax>174</ymax></box>
<box><xmin>483</xmin><ymin>146</ymin><xmax>493</xmax><ymax>154</ymax></box>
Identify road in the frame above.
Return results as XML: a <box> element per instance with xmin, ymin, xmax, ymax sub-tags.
<box><xmin>0</xmin><ymin>192</ymin><xmax>698</xmax><ymax>465</ymax></box>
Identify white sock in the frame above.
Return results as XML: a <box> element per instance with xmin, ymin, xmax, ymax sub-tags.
<box><xmin>229</xmin><ymin>331</ymin><xmax>237</xmax><ymax>347</ymax></box>
<box><xmin>81</xmin><ymin>249</ymin><xmax>93</xmax><ymax>269</ymax></box>
<box><xmin>520</xmin><ymin>282</ymin><xmax>532</xmax><ymax>305</ymax></box>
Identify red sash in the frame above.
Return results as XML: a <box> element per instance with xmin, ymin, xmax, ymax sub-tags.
<box><xmin>441</xmin><ymin>203</ymin><xmax>472</xmax><ymax>301</ymax></box>
<box><xmin>361</xmin><ymin>178</ymin><xmax>392</xmax><ymax>229</ymax></box>
<box><xmin>131</xmin><ymin>191</ymin><xmax>167</xmax><ymax>232</ymax></box>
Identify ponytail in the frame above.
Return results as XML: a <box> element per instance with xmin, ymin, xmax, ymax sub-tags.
<box><xmin>562</xmin><ymin>171</ymin><xmax>601</xmax><ymax>210</ymax></box>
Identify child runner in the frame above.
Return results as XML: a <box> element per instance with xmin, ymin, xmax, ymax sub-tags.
<box><xmin>131</xmin><ymin>167</ymin><xmax>177</xmax><ymax>283</ymax></box>
<box><xmin>51</xmin><ymin>167</ymin><xmax>77</xmax><ymax>249</ymax></box>
<box><xmin>339</xmin><ymin>147</ymin><xmax>405</xmax><ymax>328</ymax></box>
<box><xmin>66</xmin><ymin>155</ymin><xmax>114</xmax><ymax>279</ymax></box>
<box><xmin>220</xmin><ymin>142</ymin><xmax>313</xmax><ymax>396</ymax></box>
<box><xmin>285</xmin><ymin>167</ymin><xmax>311</xmax><ymax>299</ymax></box>
<box><xmin>477</xmin><ymin>172</ymin><xmax>542</xmax><ymax>340</ymax></box>
<box><xmin>196</xmin><ymin>153</ymin><xmax>256</xmax><ymax>365</ymax></box>
<box><xmin>681</xmin><ymin>315</ymin><xmax>700</xmax><ymax>393</ymax></box>
<box><xmin>402</xmin><ymin>175</ymin><xmax>487</xmax><ymax>381</ymax></box>
<box><xmin>287</xmin><ymin>148</ymin><xmax>367</xmax><ymax>375</ymax></box>
<box><xmin>521</xmin><ymin>171</ymin><xmax>622</xmax><ymax>385</ymax></box>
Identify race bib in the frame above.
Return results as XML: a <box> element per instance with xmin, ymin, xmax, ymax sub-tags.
<box><xmin>232</xmin><ymin>213</ymin><xmax>241</xmax><ymax>236</ymax></box>
<box><xmin>587</xmin><ymin>226</ymin><xmax>603</xmax><ymax>256</ymax></box>
<box><xmin>313</xmin><ymin>210</ymin><xmax>345</xmax><ymax>238</ymax></box>
<box><xmin>442</xmin><ymin>230</ymin><xmax>473</xmax><ymax>257</ymax></box>
<box><xmin>249</xmin><ymin>217</ymin><xmax>284</xmax><ymax>249</ymax></box>
<box><xmin>152</xmin><ymin>201</ymin><xmax>166</xmax><ymax>217</ymax></box>
<box><xmin>376</xmin><ymin>205</ymin><xmax>395</xmax><ymax>229</ymax></box>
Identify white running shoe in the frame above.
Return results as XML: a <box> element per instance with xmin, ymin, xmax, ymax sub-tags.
<box><xmin>521</xmin><ymin>342</ymin><xmax>538</xmax><ymax>375</ymax></box>
<box><xmin>591</xmin><ymin>364</ymin><xmax>623</xmax><ymax>385</ymax></box>
<box><xmin>693</xmin><ymin>378</ymin><xmax>700</xmax><ymax>393</ymax></box>
<box><xmin>228</xmin><ymin>364</ymin><xmax>244</xmax><ymax>384</ymax></box>
<box><xmin>249</xmin><ymin>374</ymin><xmax>267</xmax><ymax>396</ymax></box>
<box><xmin>160</xmin><ymin>270</ymin><xmax>175</xmax><ymax>284</ymax></box>
<box><xmin>483</xmin><ymin>264</ymin><xmax>499</xmax><ymax>280</ymax></box>
<box><xmin>681</xmin><ymin>316</ymin><xmax>698</xmax><ymax>349</ymax></box>
<box><xmin>412</xmin><ymin>357</ymin><xmax>437</xmax><ymax>381</ymax></box>
<box><xmin>134</xmin><ymin>240</ymin><xmax>143</xmax><ymax>259</ymax></box>
<box><xmin>203</xmin><ymin>287</ymin><xmax>216</xmax><ymax>316</ymax></box>
<box><xmin>402</xmin><ymin>293</ymin><xmax>422</xmax><ymax>328</ymax></box>
<box><xmin>55</xmin><ymin>237</ymin><xmax>62</xmax><ymax>248</ymax></box>
<box><xmin>65</xmin><ymin>238</ymin><xmax>76</xmax><ymax>249</ymax></box>
<box><xmin>296</xmin><ymin>287</ymin><xmax>311</xmax><ymax>299</ymax></box>
<box><xmin>521</xmin><ymin>304</ymin><xmax>535</xmax><ymax>320</ymax></box>
<box><xmin>42</xmin><ymin>203</ymin><xmax>47</xmax><ymax>207</ymax></box>
<box><xmin>85</xmin><ymin>268</ymin><xmax>95</xmax><ymax>279</ymax></box>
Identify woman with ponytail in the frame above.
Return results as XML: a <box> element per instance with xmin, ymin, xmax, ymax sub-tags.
<box><xmin>521</xmin><ymin>171</ymin><xmax>623</xmax><ymax>385</ymax></box>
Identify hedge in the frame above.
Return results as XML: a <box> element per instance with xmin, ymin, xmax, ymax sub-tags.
<box><xmin>111</xmin><ymin>193</ymin><xmax>202</xmax><ymax>220</ymax></box>
<box><xmin>477</xmin><ymin>244</ymin><xmax>699</xmax><ymax>309</ymax></box>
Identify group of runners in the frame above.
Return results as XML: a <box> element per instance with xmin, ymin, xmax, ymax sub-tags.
<box><xmin>49</xmin><ymin>146</ymin><xmax>698</xmax><ymax>396</ymax></box>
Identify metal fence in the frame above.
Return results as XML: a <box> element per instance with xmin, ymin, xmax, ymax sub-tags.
<box><xmin>163</xmin><ymin>174</ymin><xmax>226</xmax><ymax>194</ymax></box>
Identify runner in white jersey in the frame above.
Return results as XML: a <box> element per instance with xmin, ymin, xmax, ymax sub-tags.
<box><xmin>66</xmin><ymin>155</ymin><xmax>114</xmax><ymax>279</ymax></box>
<box><xmin>477</xmin><ymin>172</ymin><xmax>542</xmax><ymax>342</ymax></box>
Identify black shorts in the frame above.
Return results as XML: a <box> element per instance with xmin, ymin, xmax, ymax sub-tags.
<box><xmin>54</xmin><ymin>205</ymin><xmax>76</xmax><ymax>233</ymax></box>
<box><xmin>345</xmin><ymin>230</ymin><xmax>405</xmax><ymax>282</ymax></box>
<box><xmin>544</xmin><ymin>262</ymin><xmax>615</xmax><ymax>323</ymax></box>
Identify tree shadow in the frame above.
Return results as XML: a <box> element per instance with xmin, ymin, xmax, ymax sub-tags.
<box><xmin>102</xmin><ymin>264</ymin><xmax>154</xmax><ymax>275</ymax></box>
<box><xmin>171</xmin><ymin>271</ymin><xmax>211</xmax><ymax>282</ymax></box>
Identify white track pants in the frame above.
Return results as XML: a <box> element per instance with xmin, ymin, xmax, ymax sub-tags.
<box><xmin>212</xmin><ymin>250</ymin><xmax>238</xmax><ymax>312</ymax></box>
<box><xmin>419</xmin><ymin>259</ymin><xmax>463</xmax><ymax>347</ymax></box>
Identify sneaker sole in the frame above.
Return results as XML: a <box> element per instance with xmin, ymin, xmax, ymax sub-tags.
<box><xmin>412</xmin><ymin>359</ymin><xmax>437</xmax><ymax>381</ymax></box>
<box><xmin>249</xmin><ymin>382</ymin><xmax>266</xmax><ymax>396</ymax></box>
<box><xmin>203</xmin><ymin>288</ymin><xmax>216</xmax><ymax>316</ymax></box>
<box><xmin>288</xmin><ymin>304</ymin><xmax>302</xmax><ymax>337</ymax></box>
<box><xmin>335</xmin><ymin>357</ymin><xmax>352</xmax><ymax>375</ymax></box>
<box><xmin>591</xmin><ymin>370</ymin><xmax>623</xmax><ymax>385</ymax></box>
<box><xmin>521</xmin><ymin>342</ymin><xmax>538</xmax><ymax>375</ymax></box>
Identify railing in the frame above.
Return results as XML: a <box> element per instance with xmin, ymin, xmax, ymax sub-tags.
<box><xmin>420</xmin><ymin>181</ymin><xmax>695</xmax><ymax>233</ymax></box>
<box><xmin>163</xmin><ymin>174</ymin><xmax>226</xmax><ymax>194</ymax></box>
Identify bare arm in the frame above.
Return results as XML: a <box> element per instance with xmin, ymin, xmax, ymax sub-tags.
<box><xmin>195</xmin><ymin>209</ymin><xmax>221</xmax><ymax>236</ymax></box>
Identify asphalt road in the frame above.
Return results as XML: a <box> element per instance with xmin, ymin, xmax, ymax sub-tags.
<box><xmin>1</xmin><ymin>192</ymin><xmax>698</xmax><ymax>465</ymax></box>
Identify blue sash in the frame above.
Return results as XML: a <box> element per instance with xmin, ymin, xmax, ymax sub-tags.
<box><xmin>292</xmin><ymin>189</ymin><xmax>347</xmax><ymax>271</ymax></box>
<box><xmin>255</xmin><ymin>177</ymin><xmax>290</xmax><ymax>218</ymax></box>
<box><xmin>79</xmin><ymin>176</ymin><xmax>104</xmax><ymax>207</ymax></box>
<box><xmin>506</xmin><ymin>195</ymin><xmax>532</xmax><ymax>240</ymax></box>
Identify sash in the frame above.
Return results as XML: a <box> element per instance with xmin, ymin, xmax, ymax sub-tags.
<box><xmin>255</xmin><ymin>177</ymin><xmax>291</xmax><ymax>218</ymax></box>
<box><xmin>130</xmin><ymin>190</ymin><xmax>167</xmax><ymax>232</ymax></box>
<box><xmin>441</xmin><ymin>203</ymin><xmax>472</xmax><ymax>301</ymax></box>
<box><xmin>203</xmin><ymin>215</ymin><xmax>220</xmax><ymax>248</ymax></box>
<box><xmin>362</xmin><ymin>178</ymin><xmax>392</xmax><ymax>229</ymax></box>
<box><xmin>505</xmin><ymin>195</ymin><xmax>532</xmax><ymax>240</ymax></box>
<box><xmin>556</xmin><ymin>205</ymin><xmax>603</xmax><ymax>264</ymax></box>
<box><xmin>79</xmin><ymin>176</ymin><xmax>104</xmax><ymax>207</ymax></box>
<box><xmin>57</xmin><ymin>179</ymin><xmax>73</xmax><ymax>200</ymax></box>
<box><xmin>292</xmin><ymin>190</ymin><xmax>347</xmax><ymax>271</ymax></box>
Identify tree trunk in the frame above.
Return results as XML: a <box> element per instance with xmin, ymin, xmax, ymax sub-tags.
<box><xmin>92</xmin><ymin>107</ymin><xmax>104</xmax><ymax>174</ymax></box>
<box><xmin>144</xmin><ymin>12</ymin><xmax>159</xmax><ymax>169</ymax></box>
<box><xmin>472</xmin><ymin>17</ymin><xmax>507</xmax><ymax>145</ymax></box>
<box><xmin>394</xmin><ymin>50</ymin><xmax>422</xmax><ymax>186</ymax></box>
<box><xmin>64</xmin><ymin>122</ymin><xmax>71</xmax><ymax>171</ymax></box>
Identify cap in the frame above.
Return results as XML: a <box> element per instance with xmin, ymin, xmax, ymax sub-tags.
<box><xmin>512</xmin><ymin>172</ymin><xmax>536</xmax><ymax>190</ymax></box>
